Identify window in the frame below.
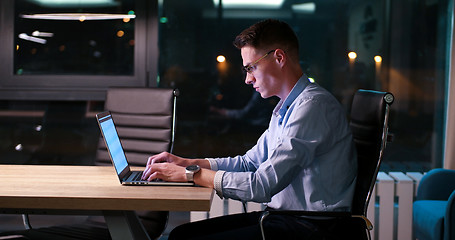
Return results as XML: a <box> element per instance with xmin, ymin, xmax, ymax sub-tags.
<box><xmin>0</xmin><ymin>0</ymin><xmax>156</xmax><ymax>100</ymax></box>
<box><xmin>0</xmin><ymin>0</ymin><xmax>451</xmax><ymax>171</ymax></box>
<box><xmin>14</xmin><ymin>0</ymin><xmax>136</xmax><ymax>76</ymax></box>
<box><xmin>158</xmin><ymin>0</ymin><xmax>452</xmax><ymax>171</ymax></box>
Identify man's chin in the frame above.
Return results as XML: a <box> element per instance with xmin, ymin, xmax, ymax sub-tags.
<box><xmin>258</xmin><ymin>92</ymin><xmax>270</xmax><ymax>98</ymax></box>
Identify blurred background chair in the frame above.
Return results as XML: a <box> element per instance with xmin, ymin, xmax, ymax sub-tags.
<box><xmin>259</xmin><ymin>89</ymin><xmax>395</xmax><ymax>240</ymax></box>
<box><xmin>88</xmin><ymin>87</ymin><xmax>179</xmax><ymax>239</ymax></box>
<box><xmin>96</xmin><ymin>87</ymin><xmax>178</xmax><ymax>165</ymax></box>
<box><xmin>413</xmin><ymin>168</ymin><xmax>455</xmax><ymax>240</ymax></box>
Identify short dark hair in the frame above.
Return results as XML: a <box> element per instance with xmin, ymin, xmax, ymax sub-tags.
<box><xmin>233</xmin><ymin>19</ymin><xmax>299</xmax><ymax>61</ymax></box>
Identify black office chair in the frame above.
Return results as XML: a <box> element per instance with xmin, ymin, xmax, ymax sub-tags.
<box><xmin>259</xmin><ymin>89</ymin><xmax>394</xmax><ymax>240</ymax></box>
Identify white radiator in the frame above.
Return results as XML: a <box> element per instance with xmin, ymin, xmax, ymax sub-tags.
<box><xmin>190</xmin><ymin>171</ymin><xmax>424</xmax><ymax>240</ymax></box>
<box><xmin>369</xmin><ymin>171</ymin><xmax>424</xmax><ymax>240</ymax></box>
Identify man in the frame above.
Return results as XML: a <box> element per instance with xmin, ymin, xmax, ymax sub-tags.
<box><xmin>142</xmin><ymin>19</ymin><xmax>357</xmax><ymax>239</ymax></box>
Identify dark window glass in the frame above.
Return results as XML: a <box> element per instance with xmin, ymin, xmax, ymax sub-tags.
<box><xmin>158</xmin><ymin>0</ymin><xmax>451</xmax><ymax>172</ymax></box>
<box><xmin>14</xmin><ymin>0</ymin><xmax>135</xmax><ymax>75</ymax></box>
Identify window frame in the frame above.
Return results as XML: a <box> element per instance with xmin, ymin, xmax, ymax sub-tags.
<box><xmin>0</xmin><ymin>0</ymin><xmax>158</xmax><ymax>100</ymax></box>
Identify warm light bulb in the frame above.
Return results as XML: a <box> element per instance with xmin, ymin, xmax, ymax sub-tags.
<box><xmin>374</xmin><ymin>55</ymin><xmax>382</xmax><ymax>63</ymax></box>
<box><xmin>117</xmin><ymin>30</ymin><xmax>125</xmax><ymax>37</ymax></box>
<box><xmin>217</xmin><ymin>55</ymin><xmax>226</xmax><ymax>63</ymax></box>
<box><xmin>79</xmin><ymin>15</ymin><xmax>86</xmax><ymax>22</ymax></box>
<box><xmin>348</xmin><ymin>52</ymin><xmax>357</xmax><ymax>60</ymax></box>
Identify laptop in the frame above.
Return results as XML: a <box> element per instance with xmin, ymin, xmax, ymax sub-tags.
<box><xmin>96</xmin><ymin>111</ymin><xmax>194</xmax><ymax>186</ymax></box>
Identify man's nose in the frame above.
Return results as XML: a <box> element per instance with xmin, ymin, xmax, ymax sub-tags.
<box><xmin>245</xmin><ymin>73</ymin><xmax>254</xmax><ymax>84</ymax></box>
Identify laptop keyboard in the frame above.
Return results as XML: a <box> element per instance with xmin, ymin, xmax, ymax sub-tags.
<box><xmin>131</xmin><ymin>172</ymin><xmax>163</xmax><ymax>182</ymax></box>
<box><xmin>132</xmin><ymin>171</ymin><xmax>143</xmax><ymax>181</ymax></box>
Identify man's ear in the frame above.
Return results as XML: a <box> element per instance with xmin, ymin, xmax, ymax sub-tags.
<box><xmin>275</xmin><ymin>49</ymin><xmax>286</xmax><ymax>65</ymax></box>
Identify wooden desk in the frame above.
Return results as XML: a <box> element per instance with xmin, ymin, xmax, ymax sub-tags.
<box><xmin>0</xmin><ymin>165</ymin><xmax>214</xmax><ymax>239</ymax></box>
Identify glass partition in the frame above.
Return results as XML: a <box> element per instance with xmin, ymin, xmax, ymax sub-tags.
<box><xmin>0</xmin><ymin>0</ymin><xmax>451</xmax><ymax>171</ymax></box>
<box><xmin>158</xmin><ymin>0</ymin><xmax>451</xmax><ymax>171</ymax></box>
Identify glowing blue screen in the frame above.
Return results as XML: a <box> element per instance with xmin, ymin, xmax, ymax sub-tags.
<box><xmin>99</xmin><ymin>116</ymin><xmax>128</xmax><ymax>175</ymax></box>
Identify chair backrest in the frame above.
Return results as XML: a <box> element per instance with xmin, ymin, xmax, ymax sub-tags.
<box><xmin>349</xmin><ymin>89</ymin><xmax>394</xmax><ymax>216</ymax></box>
<box><xmin>96</xmin><ymin>87</ymin><xmax>178</xmax><ymax>166</ymax></box>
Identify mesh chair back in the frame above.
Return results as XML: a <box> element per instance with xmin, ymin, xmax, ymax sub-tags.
<box><xmin>96</xmin><ymin>87</ymin><xmax>177</xmax><ymax>166</ymax></box>
<box><xmin>349</xmin><ymin>89</ymin><xmax>394</xmax><ymax>216</ymax></box>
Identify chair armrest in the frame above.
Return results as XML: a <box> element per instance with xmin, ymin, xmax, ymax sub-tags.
<box><xmin>416</xmin><ymin>169</ymin><xmax>455</xmax><ymax>200</ymax></box>
<box><xmin>445</xmin><ymin>190</ymin><xmax>455</xmax><ymax>240</ymax></box>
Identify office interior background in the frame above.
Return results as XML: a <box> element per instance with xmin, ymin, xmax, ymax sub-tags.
<box><xmin>0</xmin><ymin>0</ymin><xmax>453</xmax><ymax>175</ymax></box>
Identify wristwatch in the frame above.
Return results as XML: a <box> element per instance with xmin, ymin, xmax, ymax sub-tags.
<box><xmin>185</xmin><ymin>165</ymin><xmax>201</xmax><ymax>182</ymax></box>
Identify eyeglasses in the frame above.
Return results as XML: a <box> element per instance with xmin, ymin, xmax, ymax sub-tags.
<box><xmin>242</xmin><ymin>50</ymin><xmax>275</xmax><ymax>74</ymax></box>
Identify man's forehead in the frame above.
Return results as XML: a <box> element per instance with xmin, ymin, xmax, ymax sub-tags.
<box><xmin>241</xmin><ymin>46</ymin><xmax>259</xmax><ymax>65</ymax></box>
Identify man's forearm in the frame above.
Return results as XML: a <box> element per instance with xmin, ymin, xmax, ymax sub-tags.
<box><xmin>187</xmin><ymin>158</ymin><xmax>211</xmax><ymax>169</ymax></box>
<box><xmin>193</xmin><ymin>168</ymin><xmax>216</xmax><ymax>189</ymax></box>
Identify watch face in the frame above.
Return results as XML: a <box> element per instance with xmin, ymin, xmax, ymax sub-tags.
<box><xmin>187</xmin><ymin>165</ymin><xmax>200</xmax><ymax>171</ymax></box>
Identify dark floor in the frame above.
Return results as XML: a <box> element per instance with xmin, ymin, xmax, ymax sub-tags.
<box><xmin>0</xmin><ymin>211</ymin><xmax>189</xmax><ymax>239</ymax></box>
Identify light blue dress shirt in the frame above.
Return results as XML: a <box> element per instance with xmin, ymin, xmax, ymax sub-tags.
<box><xmin>209</xmin><ymin>76</ymin><xmax>357</xmax><ymax>212</ymax></box>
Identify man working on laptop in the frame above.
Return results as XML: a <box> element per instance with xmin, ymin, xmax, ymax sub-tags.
<box><xmin>142</xmin><ymin>19</ymin><xmax>357</xmax><ymax>239</ymax></box>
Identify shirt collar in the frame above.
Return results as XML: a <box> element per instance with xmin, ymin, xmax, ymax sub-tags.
<box><xmin>274</xmin><ymin>75</ymin><xmax>310</xmax><ymax>119</ymax></box>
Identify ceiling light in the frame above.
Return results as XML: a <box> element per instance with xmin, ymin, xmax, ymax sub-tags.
<box><xmin>27</xmin><ymin>0</ymin><xmax>119</xmax><ymax>8</ymax></box>
<box><xmin>32</xmin><ymin>31</ymin><xmax>54</xmax><ymax>37</ymax></box>
<box><xmin>20</xmin><ymin>13</ymin><xmax>136</xmax><ymax>21</ymax></box>
<box><xmin>18</xmin><ymin>33</ymin><xmax>47</xmax><ymax>44</ymax></box>
<box><xmin>292</xmin><ymin>2</ymin><xmax>316</xmax><ymax>14</ymax></box>
<box><xmin>213</xmin><ymin>0</ymin><xmax>284</xmax><ymax>9</ymax></box>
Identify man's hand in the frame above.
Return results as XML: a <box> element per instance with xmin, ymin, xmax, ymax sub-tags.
<box><xmin>141</xmin><ymin>152</ymin><xmax>215</xmax><ymax>187</ymax></box>
<box><xmin>146</xmin><ymin>152</ymin><xmax>188</xmax><ymax>167</ymax></box>
<box><xmin>142</xmin><ymin>162</ymin><xmax>187</xmax><ymax>182</ymax></box>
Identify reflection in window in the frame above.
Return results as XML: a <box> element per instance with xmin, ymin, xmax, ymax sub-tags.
<box><xmin>14</xmin><ymin>0</ymin><xmax>135</xmax><ymax>75</ymax></box>
<box><xmin>158</xmin><ymin>0</ymin><xmax>450</xmax><ymax>172</ymax></box>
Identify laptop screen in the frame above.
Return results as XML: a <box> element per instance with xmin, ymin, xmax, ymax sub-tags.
<box><xmin>98</xmin><ymin>113</ymin><xmax>129</xmax><ymax>176</ymax></box>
